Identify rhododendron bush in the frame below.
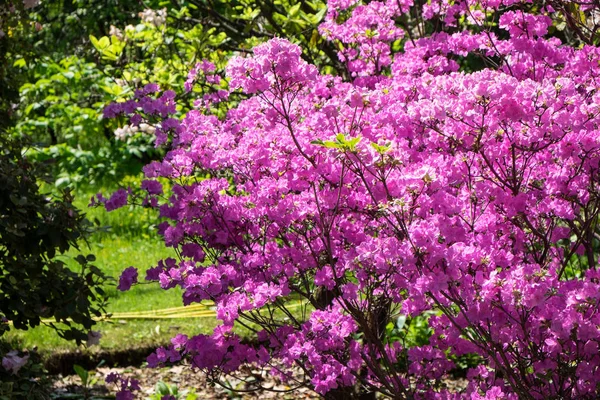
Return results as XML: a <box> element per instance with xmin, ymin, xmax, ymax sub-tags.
<box><xmin>102</xmin><ymin>1</ymin><xmax>600</xmax><ymax>398</ymax></box>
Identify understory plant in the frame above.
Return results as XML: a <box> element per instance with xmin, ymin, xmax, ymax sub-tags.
<box><xmin>103</xmin><ymin>0</ymin><xmax>600</xmax><ymax>398</ymax></box>
<box><xmin>1</xmin><ymin>4</ymin><xmax>108</xmax><ymax>392</ymax></box>
<box><xmin>0</xmin><ymin>134</ymin><xmax>108</xmax><ymax>343</ymax></box>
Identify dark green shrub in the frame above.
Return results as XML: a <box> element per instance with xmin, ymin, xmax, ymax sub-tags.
<box><xmin>0</xmin><ymin>135</ymin><xmax>108</xmax><ymax>344</ymax></box>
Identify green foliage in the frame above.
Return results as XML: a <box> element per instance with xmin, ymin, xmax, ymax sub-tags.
<box><xmin>313</xmin><ymin>134</ymin><xmax>362</xmax><ymax>152</ymax></box>
<box><xmin>28</xmin><ymin>139</ymin><xmax>159</xmax><ymax>189</ymax></box>
<box><xmin>90</xmin><ymin>34</ymin><xmax>126</xmax><ymax>61</ymax></box>
<box><xmin>14</xmin><ymin>52</ymin><xmax>160</xmax><ymax>187</ymax></box>
<box><xmin>4</xmin><ymin>0</ymin><xmax>346</xmax><ymax>189</ymax></box>
<box><xmin>73</xmin><ymin>364</ymin><xmax>91</xmax><ymax>388</ymax></box>
<box><xmin>0</xmin><ymin>343</ymin><xmax>50</xmax><ymax>400</ymax></box>
<box><xmin>73</xmin><ymin>361</ymin><xmax>105</xmax><ymax>399</ymax></box>
<box><xmin>16</xmin><ymin>56</ymin><xmax>109</xmax><ymax>148</ymax></box>
<box><xmin>149</xmin><ymin>380</ymin><xmax>198</xmax><ymax>400</ymax></box>
<box><xmin>4</xmin><ymin>232</ymin><xmax>208</xmax><ymax>355</ymax></box>
<box><xmin>384</xmin><ymin>312</ymin><xmax>434</xmax><ymax>349</ymax></box>
<box><xmin>0</xmin><ymin>136</ymin><xmax>108</xmax><ymax>344</ymax></box>
<box><xmin>383</xmin><ymin>312</ymin><xmax>435</xmax><ymax>373</ymax></box>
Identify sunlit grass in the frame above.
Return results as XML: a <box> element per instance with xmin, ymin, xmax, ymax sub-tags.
<box><xmin>5</xmin><ymin>184</ymin><xmax>218</xmax><ymax>357</ymax></box>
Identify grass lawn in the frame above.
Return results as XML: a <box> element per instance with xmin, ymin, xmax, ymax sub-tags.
<box><xmin>4</xmin><ymin>189</ymin><xmax>217</xmax><ymax>358</ymax></box>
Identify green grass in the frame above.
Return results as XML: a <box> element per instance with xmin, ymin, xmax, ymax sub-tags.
<box><xmin>6</xmin><ymin>235</ymin><xmax>216</xmax><ymax>356</ymax></box>
<box><xmin>7</xmin><ymin>180</ymin><xmax>303</xmax><ymax>359</ymax></box>
<box><xmin>5</xmin><ymin>184</ymin><xmax>217</xmax><ymax>357</ymax></box>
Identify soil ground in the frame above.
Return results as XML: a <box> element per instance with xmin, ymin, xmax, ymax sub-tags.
<box><xmin>51</xmin><ymin>362</ymin><xmax>321</xmax><ymax>399</ymax></box>
<box><xmin>50</xmin><ymin>362</ymin><xmax>469</xmax><ymax>399</ymax></box>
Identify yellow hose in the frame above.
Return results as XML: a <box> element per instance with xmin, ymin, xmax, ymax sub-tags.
<box><xmin>35</xmin><ymin>300</ymin><xmax>309</xmax><ymax>323</ymax></box>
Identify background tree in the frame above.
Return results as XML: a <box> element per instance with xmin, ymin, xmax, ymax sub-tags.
<box><xmin>0</xmin><ymin>0</ymin><xmax>107</xmax><ymax>345</ymax></box>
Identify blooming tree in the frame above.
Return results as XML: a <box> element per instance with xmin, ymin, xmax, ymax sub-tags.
<box><xmin>103</xmin><ymin>1</ymin><xmax>600</xmax><ymax>398</ymax></box>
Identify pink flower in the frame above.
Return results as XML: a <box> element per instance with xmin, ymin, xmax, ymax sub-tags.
<box><xmin>118</xmin><ymin>267</ymin><xmax>138</xmax><ymax>291</ymax></box>
<box><xmin>2</xmin><ymin>351</ymin><xmax>29</xmax><ymax>375</ymax></box>
<box><xmin>86</xmin><ymin>330</ymin><xmax>102</xmax><ymax>347</ymax></box>
<box><xmin>105</xmin><ymin>188</ymin><xmax>129</xmax><ymax>212</ymax></box>
<box><xmin>141</xmin><ymin>179</ymin><xmax>163</xmax><ymax>195</ymax></box>
<box><xmin>100</xmin><ymin>5</ymin><xmax>600</xmax><ymax>397</ymax></box>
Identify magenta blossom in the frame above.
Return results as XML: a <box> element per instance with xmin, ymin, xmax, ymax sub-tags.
<box><xmin>102</xmin><ymin>2</ymin><xmax>600</xmax><ymax>398</ymax></box>
<box><xmin>117</xmin><ymin>267</ymin><xmax>138</xmax><ymax>291</ymax></box>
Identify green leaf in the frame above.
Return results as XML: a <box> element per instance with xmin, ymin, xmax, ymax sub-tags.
<box><xmin>156</xmin><ymin>381</ymin><xmax>170</xmax><ymax>395</ymax></box>
<box><xmin>323</xmin><ymin>140</ymin><xmax>341</xmax><ymax>149</ymax></box>
<box><xmin>289</xmin><ymin>3</ymin><xmax>301</xmax><ymax>17</ymax></box>
<box><xmin>311</xmin><ymin>7</ymin><xmax>327</xmax><ymax>24</ymax></box>
<box><xmin>90</xmin><ymin>35</ymin><xmax>110</xmax><ymax>52</ymax></box>
<box><xmin>89</xmin><ymin>35</ymin><xmax>100</xmax><ymax>49</ymax></box>
<box><xmin>385</xmin><ymin>321</ymin><xmax>394</xmax><ymax>334</ymax></box>
<box><xmin>371</xmin><ymin>142</ymin><xmax>391</xmax><ymax>154</ymax></box>
<box><xmin>73</xmin><ymin>364</ymin><xmax>89</xmax><ymax>386</ymax></box>
<box><xmin>55</xmin><ymin>177</ymin><xmax>71</xmax><ymax>188</ymax></box>
<box><xmin>110</xmin><ymin>35</ymin><xmax>122</xmax><ymax>46</ymax></box>
<box><xmin>102</xmin><ymin>50</ymin><xmax>118</xmax><ymax>61</ymax></box>
<box><xmin>98</xmin><ymin>36</ymin><xmax>110</xmax><ymax>49</ymax></box>
<box><xmin>347</xmin><ymin>136</ymin><xmax>361</xmax><ymax>149</ymax></box>
<box><xmin>9</xmin><ymin>194</ymin><xmax>27</xmax><ymax>206</ymax></box>
<box><xmin>13</xmin><ymin>58</ymin><xmax>26</xmax><ymax>68</ymax></box>
<box><xmin>309</xmin><ymin>29</ymin><xmax>319</xmax><ymax>48</ymax></box>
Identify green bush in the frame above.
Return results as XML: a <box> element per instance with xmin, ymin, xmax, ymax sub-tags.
<box><xmin>0</xmin><ymin>135</ymin><xmax>108</xmax><ymax>344</ymax></box>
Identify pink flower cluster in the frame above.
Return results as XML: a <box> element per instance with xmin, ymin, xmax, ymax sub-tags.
<box><xmin>103</xmin><ymin>83</ymin><xmax>178</xmax><ymax>147</ymax></box>
<box><xmin>117</xmin><ymin>266</ymin><xmax>138</xmax><ymax>291</ymax></box>
<box><xmin>227</xmin><ymin>38</ymin><xmax>318</xmax><ymax>93</ymax></box>
<box><xmin>104</xmin><ymin>1</ymin><xmax>600</xmax><ymax>398</ymax></box>
<box><xmin>105</xmin><ymin>372</ymin><xmax>141</xmax><ymax>400</ymax></box>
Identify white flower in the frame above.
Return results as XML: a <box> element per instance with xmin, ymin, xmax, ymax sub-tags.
<box><xmin>139</xmin><ymin>8</ymin><xmax>167</xmax><ymax>27</ymax></box>
<box><xmin>139</xmin><ymin>123</ymin><xmax>156</xmax><ymax>134</ymax></box>
<box><xmin>109</xmin><ymin>25</ymin><xmax>123</xmax><ymax>40</ymax></box>
<box><xmin>114</xmin><ymin>124</ymin><xmax>138</xmax><ymax>141</ymax></box>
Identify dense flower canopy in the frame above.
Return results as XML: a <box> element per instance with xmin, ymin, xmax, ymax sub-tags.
<box><xmin>104</xmin><ymin>1</ymin><xmax>600</xmax><ymax>398</ymax></box>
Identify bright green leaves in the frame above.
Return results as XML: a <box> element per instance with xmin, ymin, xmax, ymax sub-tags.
<box><xmin>371</xmin><ymin>142</ymin><xmax>392</xmax><ymax>154</ymax></box>
<box><xmin>312</xmin><ymin>135</ymin><xmax>393</xmax><ymax>155</ymax></box>
<box><xmin>237</xmin><ymin>6</ymin><xmax>261</xmax><ymax>21</ymax></box>
<box><xmin>16</xmin><ymin>55</ymin><xmax>109</xmax><ymax>150</ymax></box>
<box><xmin>89</xmin><ymin>35</ymin><xmax>125</xmax><ymax>61</ymax></box>
<box><xmin>267</xmin><ymin>0</ymin><xmax>327</xmax><ymax>37</ymax></box>
<box><xmin>101</xmin><ymin>83</ymin><xmax>126</xmax><ymax>97</ymax></box>
<box><xmin>207</xmin><ymin>29</ymin><xmax>228</xmax><ymax>46</ymax></box>
<box><xmin>312</xmin><ymin>133</ymin><xmax>362</xmax><ymax>152</ymax></box>
<box><xmin>311</xmin><ymin>6</ymin><xmax>327</xmax><ymax>25</ymax></box>
<box><xmin>13</xmin><ymin>58</ymin><xmax>26</xmax><ymax>68</ymax></box>
<box><xmin>89</xmin><ymin>34</ymin><xmax>109</xmax><ymax>50</ymax></box>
